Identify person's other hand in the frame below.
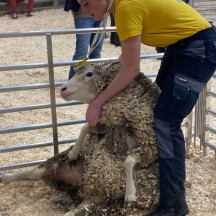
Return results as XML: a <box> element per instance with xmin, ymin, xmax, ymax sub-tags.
<box><xmin>86</xmin><ymin>100</ymin><xmax>103</xmax><ymax>127</ymax></box>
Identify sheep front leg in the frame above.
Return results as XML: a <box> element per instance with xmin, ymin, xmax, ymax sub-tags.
<box><xmin>68</xmin><ymin>124</ymin><xmax>91</xmax><ymax>161</ymax></box>
<box><xmin>124</xmin><ymin>154</ymin><xmax>137</xmax><ymax>207</ymax></box>
<box><xmin>67</xmin><ymin>124</ymin><xmax>104</xmax><ymax>161</ymax></box>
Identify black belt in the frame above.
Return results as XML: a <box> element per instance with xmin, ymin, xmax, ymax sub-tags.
<box><xmin>179</xmin><ymin>24</ymin><xmax>216</xmax><ymax>44</ymax></box>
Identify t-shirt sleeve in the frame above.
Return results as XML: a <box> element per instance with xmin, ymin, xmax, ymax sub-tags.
<box><xmin>115</xmin><ymin>6</ymin><xmax>146</xmax><ymax>41</ymax></box>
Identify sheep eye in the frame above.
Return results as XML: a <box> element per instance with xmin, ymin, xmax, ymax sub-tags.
<box><xmin>86</xmin><ymin>72</ymin><xmax>93</xmax><ymax>77</ymax></box>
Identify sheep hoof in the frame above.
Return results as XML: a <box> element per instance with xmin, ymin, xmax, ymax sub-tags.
<box><xmin>68</xmin><ymin>151</ymin><xmax>79</xmax><ymax>162</ymax></box>
<box><xmin>124</xmin><ymin>200</ymin><xmax>137</xmax><ymax>208</ymax></box>
<box><xmin>68</xmin><ymin>154</ymin><xmax>81</xmax><ymax>166</ymax></box>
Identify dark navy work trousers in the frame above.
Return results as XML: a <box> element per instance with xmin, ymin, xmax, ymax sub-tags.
<box><xmin>154</xmin><ymin>25</ymin><xmax>216</xmax><ymax>208</ymax></box>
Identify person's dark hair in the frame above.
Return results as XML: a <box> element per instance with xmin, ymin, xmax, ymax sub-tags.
<box><xmin>64</xmin><ymin>0</ymin><xmax>80</xmax><ymax>12</ymax></box>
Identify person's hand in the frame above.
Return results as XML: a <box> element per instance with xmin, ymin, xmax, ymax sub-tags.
<box><xmin>86</xmin><ymin>99</ymin><xmax>103</xmax><ymax>127</ymax></box>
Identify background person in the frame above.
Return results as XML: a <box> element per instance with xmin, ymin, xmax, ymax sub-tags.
<box><xmin>7</xmin><ymin>0</ymin><xmax>34</xmax><ymax>19</ymax></box>
<box><xmin>64</xmin><ymin>0</ymin><xmax>104</xmax><ymax>80</ymax></box>
<box><xmin>110</xmin><ymin>13</ymin><xmax>121</xmax><ymax>47</ymax></box>
<box><xmin>78</xmin><ymin>0</ymin><xmax>216</xmax><ymax>216</ymax></box>
<box><xmin>183</xmin><ymin>0</ymin><xmax>190</xmax><ymax>3</ymax></box>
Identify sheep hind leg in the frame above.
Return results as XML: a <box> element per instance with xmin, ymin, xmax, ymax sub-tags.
<box><xmin>124</xmin><ymin>154</ymin><xmax>138</xmax><ymax>207</ymax></box>
<box><xmin>0</xmin><ymin>167</ymin><xmax>46</xmax><ymax>183</ymax></box>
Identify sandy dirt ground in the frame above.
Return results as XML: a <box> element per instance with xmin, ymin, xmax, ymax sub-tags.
<box><xmin>0</xmin><ymin>7</ymin><xmax>216</xmax><ymax>216</ymax></box>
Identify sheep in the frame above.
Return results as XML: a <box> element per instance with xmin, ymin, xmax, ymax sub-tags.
<box><xmin>0</xmin><ymin>61</ymin><xmax>160</xmax><ymax>215</ymax></box>
<box><xmin>60</xmin><ymin>61</ymin><xmax>160</xmax><ymax>204</ymax></box>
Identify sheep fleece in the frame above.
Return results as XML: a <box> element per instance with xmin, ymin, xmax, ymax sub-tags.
<box><xmin>78</xmin><ymin>62</ymin><xmax>160</xmax><ymax>203</ymax></box>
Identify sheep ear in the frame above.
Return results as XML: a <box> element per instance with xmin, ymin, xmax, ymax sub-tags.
<box><xmin>74</xmin><ymin>65</ymin><xmax>86</xmax><ymax>74</ymax></box>
<box><xmin>94</xmin><ymin>63</ymin><xmax>105</xmax><ymax>71</ymax></box>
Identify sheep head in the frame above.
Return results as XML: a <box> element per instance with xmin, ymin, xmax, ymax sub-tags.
<box><xmin>60</xmin><ymin>64</ymin><xmax>99</xmax><ymax>104</ymax></box>
<box><xmin>60</xmin><ymin>62</ymin><xmax>121</xmax><ymax>104</ymax></box>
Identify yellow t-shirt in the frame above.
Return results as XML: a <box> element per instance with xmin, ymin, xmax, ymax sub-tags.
<box><xmin>114</xmin><ymin>0</ymin><xmax>211</xmax><ymax>46</ymax></box>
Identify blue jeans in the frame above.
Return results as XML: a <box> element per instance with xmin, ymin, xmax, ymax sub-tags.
<box><xmin>69</xmin><ymin>17</ymin><xmax>104</xmax><ymax>79</ymax></box>
<box><xmin>154</xmin><ymin>26</ymin><xmax>216</xmax><ymax>209</ymax></box>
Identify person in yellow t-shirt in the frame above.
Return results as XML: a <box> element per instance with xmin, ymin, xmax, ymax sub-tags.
<box><xmin>155</xmin><ymin>0</ymin><xmax>190</xmax><ymax>57</ymax></box>
<box><xmin>78</xmin><ymin>0</ymin><xmax>216</xmax><ymax>215</ymax></box>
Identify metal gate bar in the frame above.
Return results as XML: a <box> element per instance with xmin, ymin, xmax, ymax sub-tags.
<box><xmin>0</xmin><ymin>28</ymin><xmax>164</xmax><ymax>171</ymax></box>
<box><xmin>1</xmin><ymin>19</ymin><xmax>216</xmax><ymax>171</ymax></box>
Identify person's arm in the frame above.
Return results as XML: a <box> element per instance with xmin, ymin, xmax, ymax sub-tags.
<box><xmin>86</xmin><ymin>35</ymin><xmax>141</xmax><ymax>126</ymax></box>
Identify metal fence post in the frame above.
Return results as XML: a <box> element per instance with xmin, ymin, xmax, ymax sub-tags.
<box><xmin>200</xmin><ymin>85</ymin><xmax>208</xmax><ymax>156</ymax></box>
<box><xmin>46</xmin><ymin>33</ymin><xmax>59</xmax><ymax>155</ymax></box>
<box><xmin>185</xmin><ymin>113</ymin><xmax>193</xmax><ymax>156</ymax></box>
<box><xmin>202</xmin><ymin>81</ymin><xmax>211</xmax><ymax>156</ymax></box>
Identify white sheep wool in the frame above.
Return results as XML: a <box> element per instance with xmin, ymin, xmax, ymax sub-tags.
<box><xmin>74</xmin><ymin>62</ymin><xmax>160</xmax><ymax>215</ymax></box>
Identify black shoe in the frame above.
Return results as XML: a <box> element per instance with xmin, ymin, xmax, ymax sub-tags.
<box><xmin>147</xmin><ymin>207</ymin><xmax>174</xmax><ymax>216</ymax></box>
<box><xmin>175</xmin><ymin>204</ymin><xmax>189</xmax><ymax>216</ymax></box>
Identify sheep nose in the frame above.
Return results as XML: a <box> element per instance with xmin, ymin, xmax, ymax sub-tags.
<box><xmin>60</xmin><ymin>86</ymin><xmax>67</xmax><ymax>97</ymax></box>
<box><xmin>61</xmin><ymin>86</ymin><xmax>67</xmax><ymax>92</ymax></box>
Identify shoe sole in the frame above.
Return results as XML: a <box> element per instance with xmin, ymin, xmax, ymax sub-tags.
<box><xmin>176</xmin><ymin>208</ymin><xmax>189</xmax><ymax>216</ymax></box>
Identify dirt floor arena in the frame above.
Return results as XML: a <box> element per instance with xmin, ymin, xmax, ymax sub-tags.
<box><xmin>0</xmin><ymin>8</ymin><xmax>216</xmax><ymax>216</ymax></box>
